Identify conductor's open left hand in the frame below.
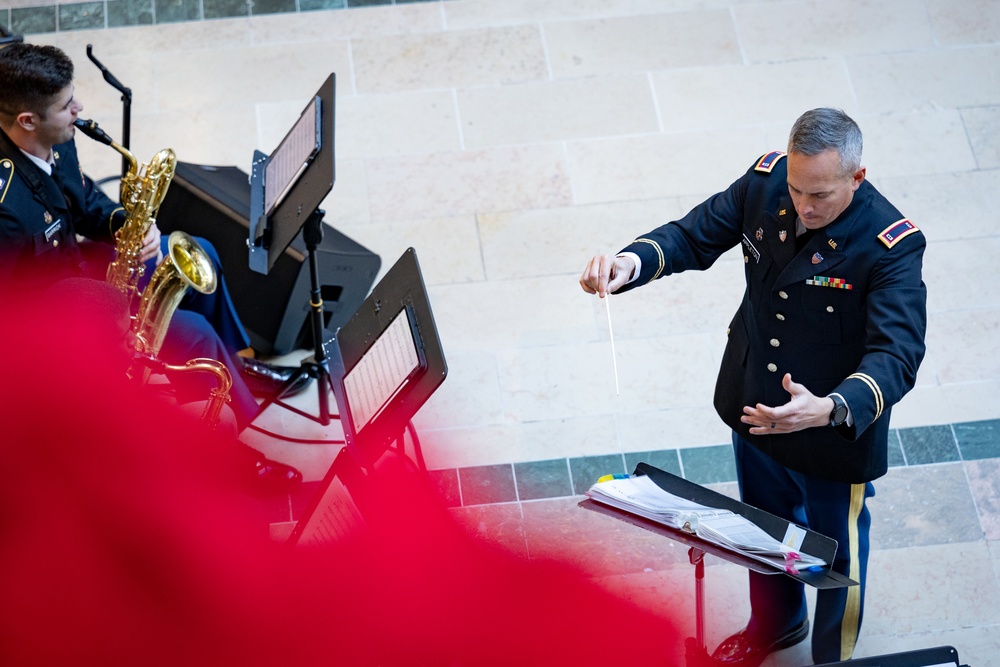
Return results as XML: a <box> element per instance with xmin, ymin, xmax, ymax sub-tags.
<box><xmin>742</xmin><ymin>373</ymin><xmax>835</xmax><ymax>435</ymax></box>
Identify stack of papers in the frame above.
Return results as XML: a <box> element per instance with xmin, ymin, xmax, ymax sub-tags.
<box><xmin>587</xmin><ymin>475</ymin><xmax>825</xmax><ymax>573</ymax></box>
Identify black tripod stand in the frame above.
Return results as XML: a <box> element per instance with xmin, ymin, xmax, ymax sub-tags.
<box><xmin>253</xmin><ymin>210</ymin><xmax>338</xmax><ymax>426</ymax></box>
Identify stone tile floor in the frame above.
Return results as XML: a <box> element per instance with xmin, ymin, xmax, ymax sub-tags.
<box><xmin>10</xmin><ymin>0</ymin><xmax>1000</xmax><ymax>662</ymax></box>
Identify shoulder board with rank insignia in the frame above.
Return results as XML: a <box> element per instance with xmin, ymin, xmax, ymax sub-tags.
<box><xmin>877</xmin><ymin>218</ymin><xmax>919</xmax><ymax>248</ymax></box>
<box><xmin>754</xmin><ymin>151</ymin><xmax>786</xmax><ymax>173</ymax></box>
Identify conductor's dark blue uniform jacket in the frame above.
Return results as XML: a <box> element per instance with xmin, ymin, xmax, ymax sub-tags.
<box><xmin>616</xmin><ymin>152</ymin><xmax>927</xmax><ymax>483</ymax></box>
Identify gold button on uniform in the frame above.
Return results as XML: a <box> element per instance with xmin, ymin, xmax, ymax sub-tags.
<box><xmin>767</xmin><ymin>363</ymin><xmax>777</xmax><ymax>372</ymax></box>
<box><xmin>827</xmin><ymin>306</ymin><xmax>834</xmax><ymax>313</ymax></box>
<box><xmin>776</xmin><ymin>313</ymin><xmax>785</xmax><ymax>321</ymax></box>
<box><xmin>770</xmin><ymin>338</ymin><xmax>780</xmax><ymax>347</ymax></box>
<box><xmin>778</xmin><ymin>291</ymin><xmax>788</xmax><ymax>299</ymax></box>
<box><xmin>52</xmin><ymin>240</ymin><xmax>59</xmax><ymax>247</ymax></box>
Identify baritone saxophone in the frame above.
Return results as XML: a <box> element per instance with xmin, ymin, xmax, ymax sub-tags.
<box><xmin>73</xmin><ymin>118</ymin><xmax>232</xmax><ymax>427</ymax></box>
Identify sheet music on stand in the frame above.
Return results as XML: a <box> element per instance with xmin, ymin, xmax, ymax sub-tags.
<box><xmin>287</xmin><ymin>447</ymin><xmax>367</xmax><ymax>547</ymax></box>
<box><xmin>263</xmin><ymin>95</ymin><xmax>321</xmax><ymax>217</ymax></box>
<box><xmin>342</xmin><ymin>308</ymin><xmax>422</xmax><ymax>433</ymax></box>
<box><xmin>580</xmin><ymin>462</ymin><xmax>855</xmax><ymax>588</ymax></box>
<box><xmin>587</xmin><ymin>475</ymin><xmax>826</xmax><ymax>573</ymax></box>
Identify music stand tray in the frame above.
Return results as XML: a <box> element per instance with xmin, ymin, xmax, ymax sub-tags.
<box><xmin>580</xmin><ymin>462</ymin><xmax>856</xmax><ymax>666</ymax></box>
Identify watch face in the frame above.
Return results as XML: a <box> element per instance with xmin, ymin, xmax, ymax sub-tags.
<box><xmin>832</xmin><ymin>404</ymin><xmax>848</xmax><ymax>426</ymax></box>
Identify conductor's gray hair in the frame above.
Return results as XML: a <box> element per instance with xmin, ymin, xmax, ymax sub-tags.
<box><xmin>788</xmin><ymin>108</ymin><xmax>863</xmax><ymax>177</ymax></box>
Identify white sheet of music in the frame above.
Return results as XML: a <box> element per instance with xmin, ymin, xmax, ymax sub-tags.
<box><xmin>264</xmin><ymin>95</ymin><xmax>319</xmax><ymax>215</ymax></box>
<box><xmin>295</xmin><ymin>475</ymin><xmax>365</xmax><ymax>546</ymax></box>
<box><xmin>343</xmin><ymin>310</ymin><xmax>420</xmax><ymax>432</ymax></box>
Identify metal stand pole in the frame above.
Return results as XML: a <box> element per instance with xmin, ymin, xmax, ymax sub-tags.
<box><xmin>685</xmin><ymin>547</ymin><xmax>712</xmax><ymax>667</ymax></box>
<box><xmin>253</xmin><ymin>210</ymin><xmax>336</xmax><ymax>426</ymax></box>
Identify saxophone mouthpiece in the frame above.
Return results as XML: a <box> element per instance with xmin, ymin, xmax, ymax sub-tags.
<box><xmin>73</xmin><ymin>118</ymin><xmax>114</xmax><ymax>146</ymax></box>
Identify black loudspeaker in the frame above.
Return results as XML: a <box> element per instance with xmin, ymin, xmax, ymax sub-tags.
<box><xmin>157</xmin><ymin>162</ymin><xmax>380</xmax><ymax>356</ymax></box>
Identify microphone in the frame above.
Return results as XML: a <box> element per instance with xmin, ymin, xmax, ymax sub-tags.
<box><xmin>73</xmin><ymin>118</ymin><xmax>114</xmax><ymax>146</ymax></box>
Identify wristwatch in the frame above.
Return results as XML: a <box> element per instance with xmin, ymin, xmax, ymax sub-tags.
<box><xmin>829</xmin><ymin>394</ymin><xmax>849</xmax><ymax>427</ymax></box>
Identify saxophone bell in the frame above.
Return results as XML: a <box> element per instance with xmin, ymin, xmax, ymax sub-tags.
<box><xmin>131</xmin><ymin>230</ymin><xmax>218</xmax><ymax>361</ymax></box>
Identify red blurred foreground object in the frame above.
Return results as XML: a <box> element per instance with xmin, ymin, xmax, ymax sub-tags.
<box><xmin>0</xmin><ymin>279</ymin><xmax>682</xmax><ymax>665</ymax></box>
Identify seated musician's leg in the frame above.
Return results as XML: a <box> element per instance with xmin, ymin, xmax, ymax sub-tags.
<box><xmin>159</xmin><ymin>309</ymin><xmax>301</xmax><ymax>493</ymax></box>
<box><xmin>159</xmin><ymin>235</ymin><xmax>312</xmax><ymax>398</ymax></box>
<box><xmin>157</xmin><ymin>309</ymin><xmax>257</xmax><ymax>429</ymax></box>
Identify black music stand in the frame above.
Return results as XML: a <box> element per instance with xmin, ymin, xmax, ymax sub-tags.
<box><xmin>327</xmin><ymin>248</ymin><xmax>447</xmax><ymax>471</ymax></box>
<box><xmin>814</xmin><ymin>645</ymin><xmax>966</xmax><ymax>666</ymax></box>
<box><xmin>580</xmin><ymin>462</ymin><xmax>856</xmax><ymax>667</ymax></box>
<box><xmin>248</xmin><ymin>74</ymin><xmax>338</xmax><ymax>425</ymax></box>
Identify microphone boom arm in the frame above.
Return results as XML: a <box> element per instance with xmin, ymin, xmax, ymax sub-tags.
<box><xmin>85</xmin><ymin>44</ymin><xmax>132</xmax><ymax>179</ymax></box>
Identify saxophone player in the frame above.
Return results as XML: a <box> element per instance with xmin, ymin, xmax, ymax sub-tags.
<box><xmin>0</xmin><ymin>43</ymin><xmax>303</xmax><ymax>493</ymax></box>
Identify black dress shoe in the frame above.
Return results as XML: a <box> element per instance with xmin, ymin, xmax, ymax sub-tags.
<box><xmin>238</xmin><ymin>356</ymin><xmax>313</xmax><ymax>398</ymax></box>
<box><xmin>711</xmin><ymin>619</ymin><xmax>809</xmax><ymax>667</ymax></box>
<box><xmin>248</xmin><ymin>457</ymin><xmax>303</xmax><ymax>495</ymax></box>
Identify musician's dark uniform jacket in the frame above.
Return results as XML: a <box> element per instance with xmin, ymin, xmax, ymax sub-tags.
<box><xmin>616</xmin><ymin>151</ymin><xmax>927</xmax><ymax>484</ymax></box>
<box><xmin>0</xmin><ymin>129</ymin><xmax>124</xmax><ymax>285</ymax></box>
<box><xmin>0</xmin><ymin>128</ymin><xmax>259</xmax><ymax>428</ymax></box>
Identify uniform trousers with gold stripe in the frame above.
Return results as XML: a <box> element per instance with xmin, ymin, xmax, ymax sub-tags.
<box><xmin>733</xmin><ymin>433</ymin><xmax>873</xmax><ymax>665</ymax></box>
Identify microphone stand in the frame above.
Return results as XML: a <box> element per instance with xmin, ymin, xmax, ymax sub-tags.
<box><xmin>0</xmin><ymin>23</ymin><xmax>23</xmax><ymax>44</ymax></box>
<box><xmin>85</xmin><ymin>44</ymin><xmax>132</xmax><ymax>182</ymax></box>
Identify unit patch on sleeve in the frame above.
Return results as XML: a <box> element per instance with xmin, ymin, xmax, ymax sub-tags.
<box><xmin>754</xmin><ymin>151</ymin><xmax>786</xmax><ymax>173</ymax></box>
<box><xmin>877</xmin><ymin>218</ymin><xmax>919</xmax><ymax>248</ymax></box>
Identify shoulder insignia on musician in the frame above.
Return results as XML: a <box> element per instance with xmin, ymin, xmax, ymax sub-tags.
<box><xmin>0</xmin><ymin>158</ymin><xmax>13</xmax><ymax>204</ymax></box>
<box><xmin>754</xmin><ymin>151</ymin><xmax>786</xmax><ymax>173</ymax></box>
<box><xmin>877</xmin><ymin>218</ymin><xmax>919</xmax><ymax>249</ymax></box>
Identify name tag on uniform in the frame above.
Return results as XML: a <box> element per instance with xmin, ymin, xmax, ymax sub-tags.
<box><xmin>741</xmin><ymin>234</ymin><xmax>761</xmax><ymax>264</ymax></box>
<box><xmin>44</xmin><ymin>219</ymin><xmax>63</xmax><ymax>242</ymax></box>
